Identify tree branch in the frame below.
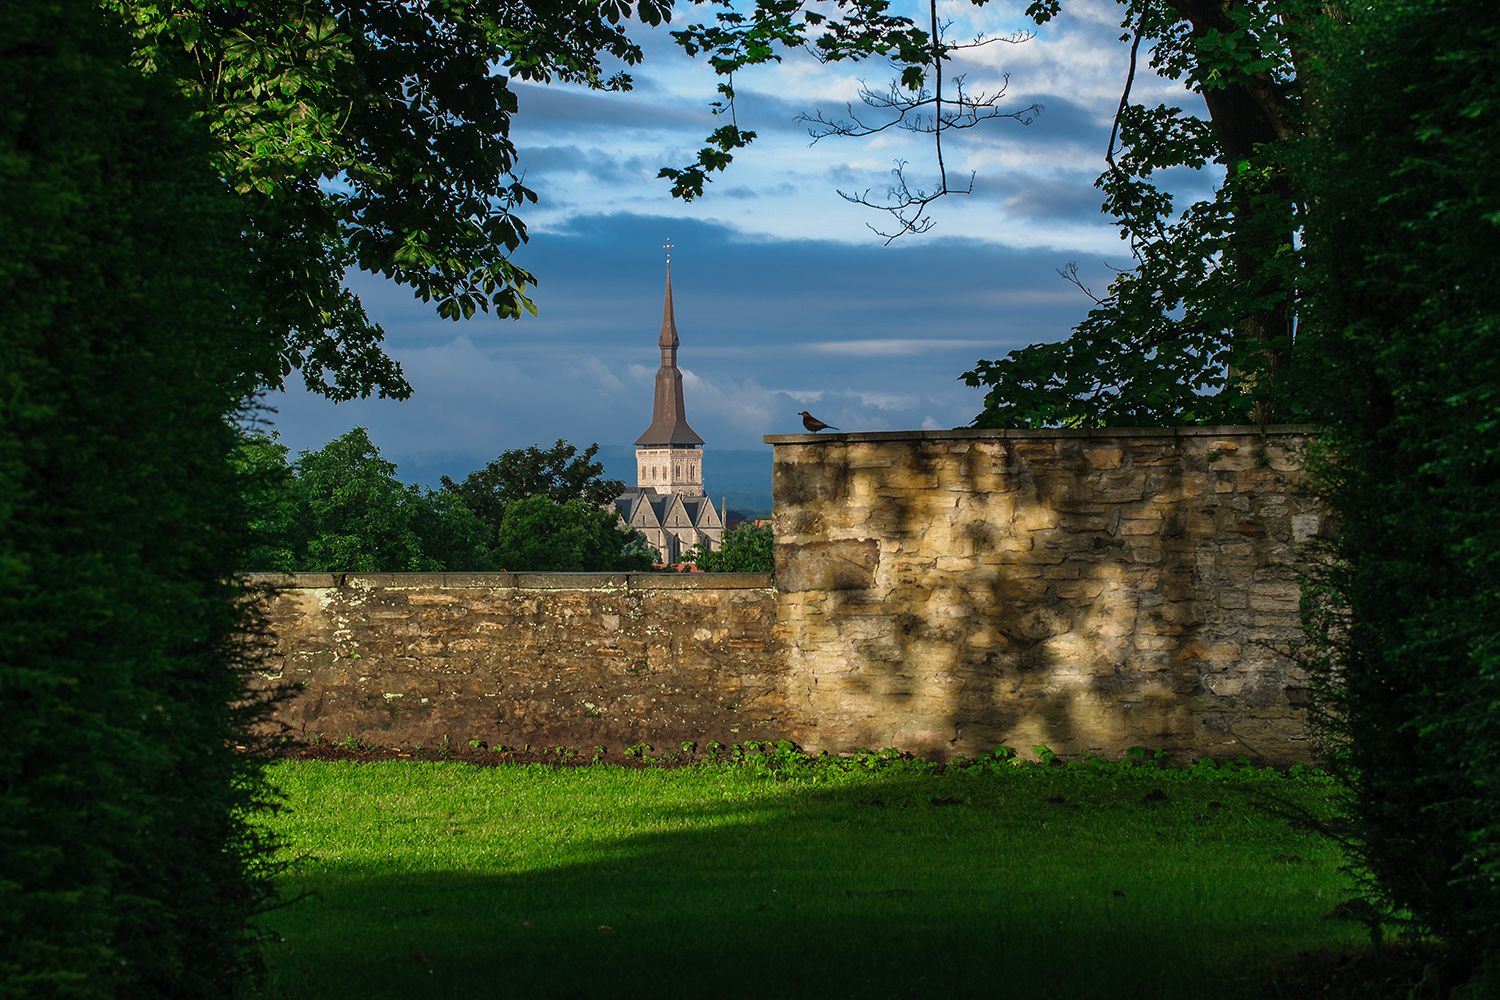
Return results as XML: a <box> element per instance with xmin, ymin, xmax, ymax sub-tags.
<box><xmin>1106</xmin><ymin>16</ymin><xmax>1146</xmax><ymax>182</ymax></box>
<box><xmin>802</xmin><ymin>3</ymin><xmax>1038</xmax><ymax>242</ymax></box>
<box><xmin>1057</xmin><ymin>261</ymin><xmax>1104</xmax><ymax>305</ymax></box>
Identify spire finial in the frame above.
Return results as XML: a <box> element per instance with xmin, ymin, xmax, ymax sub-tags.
<box><xmin>664</xmin><ymin>237</ymin><xmax>674</xmax><ymax>267</ymax></box>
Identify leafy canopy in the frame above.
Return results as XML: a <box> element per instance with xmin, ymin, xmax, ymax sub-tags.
<box><xmin>491</xmin><ymin>495</ymin><xmax>657</xmax><ymax>573</ymax></box>
<box><xmin>686</xmin><ymin>523</ymin><xmax>773</xmax><ymax>573</ymax></box>
<box><xmin>441</xmin><ymin>439</ymin><xmax>625</xmax><ymax>537</ymax></box>
<box><xmin>239</xmin><ymin>429</ymin><xmax>491</xmax><ymax>572</ymax></box>
<box><xmin>109</xmin><ymin>0</ymin><xmax>668</xmax><ymax>400</ymax></box>
<box><xmin>964</xmin><ymin>0</ymin><xmax>1316</xmax><ymax>428</ymax></box>
<box><xmin>241</xmin><ymin>433</ymin><xmax>646</xmax><ymax>573</ymax></box>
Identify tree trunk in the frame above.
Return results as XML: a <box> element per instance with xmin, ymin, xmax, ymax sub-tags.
<box><xmin>1173</xmin><ymin>0</ymin><xmax>1298</xmax><ymax>420</ymax></box>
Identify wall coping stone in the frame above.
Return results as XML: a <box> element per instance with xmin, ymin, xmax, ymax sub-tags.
<box><xmin>764</xmin><ymin>423</ymin><xmax>1320</xmax><ymax>444</ymax></box>
<box><xmin>242</xmin><ymin>571</ymin><xmax>773</xmax><ymax>591</ymax></box>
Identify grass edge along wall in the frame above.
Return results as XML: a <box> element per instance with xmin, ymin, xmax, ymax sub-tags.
<box><xmin>250</xmin><ymin>425</ymin><xmax>1323</xmax><ymax>763</ymax></box>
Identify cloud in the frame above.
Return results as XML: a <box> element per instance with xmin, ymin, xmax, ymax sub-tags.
<box><xmin>274</xmin><ymin>210</ymin><xmax>1118</xmax><ymax>480</ymax></box>
<box><xmin>517</xmin><ymin>145</ymin><xmax>656</xmax><ymax>185</ymax></box>
<box><xmin>489</xmin><ymin>3</ymin><xmax>1221</xmax><ymax>253</ymax></box>
<box><xmin>995</xmin><ymin>172</ymin><xmax>1108</xmax><ymax>222</ymax></box>
<box><xmin>779</xmin><ymin>389</ymin><xmax>826</xmax><ymax>405</ymax></box>
<box><xmin>804</xmin><ymin>338</ymin><xmax>1000</xmax><ymax>357</ymax></box>
<box><xmin>261</xmin><ymin>12</ymin><xmax>1239</xmax><ymax>490</ymax></box>
<box><xmin>857</xmin><ymin>391</ymin><xmax>921</xmax><ymax>411</ymax></box>
<box><xmin>728</xmin><ymin>87</ymin><xmax>841</xmax><ymax>137</ymax></box>
<box><xmin>511</xmin><ymin>81</ymin><xmax>709</xmax><ymax>130</ymax></box>
<box><xmin>678</xmin><ymin>369</ymin><xmax>783</xmax><ymax>431</ymax></box>
<box><xmin>499</xmin><ymin>33</ymin><xmax>1136</xmax><ymax>248</ymax></box>
<box><xmin>576</xmin><ymin>356</ymin><xmax>625</xmax><ymax>392</ymax></box>
<box><xmin>957</xmin><ymin>95</ymin><xmax>1111</xmax><ymax>164</ymax></box>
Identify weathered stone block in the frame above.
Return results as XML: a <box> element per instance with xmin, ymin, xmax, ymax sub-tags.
<box><xmin>1084</xmin><ymin>447</ymin><xmax>1123</xmax><ymax>470</ymax></box>
<box><xmin>1053</xmin><ymin>579</ymin><xmax>1105</xmax><ymax>600</ymax></box>
<box><xmin>776</xmin><ymin>539</ymin><xmax>880</xmax><ymax>592</ymax></box>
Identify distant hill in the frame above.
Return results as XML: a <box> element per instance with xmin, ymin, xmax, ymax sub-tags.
<box><xmin>720</xmin><ymin>497</ymin><xmax>772</xmax><ymax>521</ymax></box>
<box><xmin>393</xmin><ymin>453</ymin><xmax>487</xmax><ymax>491</ymax></box>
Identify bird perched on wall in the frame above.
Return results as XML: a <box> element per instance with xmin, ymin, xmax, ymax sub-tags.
<box><xmin>798</xmin><ymin>411</ymin><xmax>839</xmax><ymax>432</ymax></box>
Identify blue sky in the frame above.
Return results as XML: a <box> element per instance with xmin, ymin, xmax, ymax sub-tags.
<box><xmin>268</xmin><ymin>0</ymin><xmax>1212</xmax><ymax>493</ymax></box>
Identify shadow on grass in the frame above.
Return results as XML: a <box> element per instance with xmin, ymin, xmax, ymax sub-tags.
<box><xmin>256</xmin><ymin>765</ymin><xmax>1361</xmax><ymax>1000</ymax></box>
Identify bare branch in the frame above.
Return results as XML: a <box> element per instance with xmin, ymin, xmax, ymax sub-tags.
<box><xmin>1057</xmin><ymin>261</ymin><xmax>1105</xmax><ymax>305</ymax></box>
<box><xmin>800</xmin><ymin>0</ymin><xmax>1040</xmax><ymax>241</ymax></box>
<box><xmin>943</xmin><ymin>28</ymin><xmax>1035</xmax><ymax>50</ymax></box>
<box><xmin>837</xmin><ymin>160</ymin><xmax>975</xmax><ymax>244</ymax></box>
<box><xmin>799</xmin><ymin>77</ymin><xmax>1040</xmax><ymax>142</ymax></box>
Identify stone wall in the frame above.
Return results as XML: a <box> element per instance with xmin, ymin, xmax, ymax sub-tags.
<box><xmin>248</xmin><ymin>572</ymin><xmax>789</xmax><ymax>751</ymax></box>
<box><xmin>250</xmin><ymin>426</ymin><xmax>1325</xmax><ymax>764</ymax></box>
<box><xmin>768</xmin><ymin>426</ymin><xmax>1323</xmax><ymax>763</ymax></box>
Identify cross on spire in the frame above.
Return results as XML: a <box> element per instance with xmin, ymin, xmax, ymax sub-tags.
<box><xmin>663</xmin><ymin>237</ymin><xmax>674</xmax><ymax>266</ymax></box>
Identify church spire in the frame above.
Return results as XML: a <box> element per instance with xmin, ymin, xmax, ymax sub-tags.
<box><xmin>635</xmin><ymin>257</ymin><xmax>704</xmax><ymax>447</ymax></box>
<box><xmin>659</xmin><ymin>263</ymin><xmax>679</xmax><ymax>355</ymax></box>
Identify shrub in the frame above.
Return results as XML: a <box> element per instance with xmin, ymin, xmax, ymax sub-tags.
<box><xmin>490</xmin><ymin>495</ymin><xmax>657</xmax><ymax>572</ymax></box>
<box><xmin>0</xmin><ymin>4</ymin><xmax>275</xmax><ymax>994</ymax></box>
<box><xmin>1301</xmin><ymin>0</ymin><xmax>1500</xmax><ymax>966</ymax></box>
<box><xmin>686</xmin><ymin>523</ymin><xmax>774</xmax><ymax>573</ymax></box>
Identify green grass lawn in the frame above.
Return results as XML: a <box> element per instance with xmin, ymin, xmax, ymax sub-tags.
<box><xmin>253</xmin><ymin>752</ymin><xmax>1365</xmax><ymax>1000</ymax></box>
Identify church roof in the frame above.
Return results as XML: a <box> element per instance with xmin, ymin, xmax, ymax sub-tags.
<box><xmin>635</xmin><ymin>266</ymin><xmax>704</xmax><ymax>447</ymax></box>
<box><xmin>613</xmin><ymin>489</ymin><xmax>660</xmax><ymax>529</ymax></box>
<box><xmin>678</xmin><ymin>495</ymin><xmax>722</xmax><ymax>529</ymax></box>
<box><xmin>614</xmin><ymin>488</ymin><xmax>722</xmax><ymax>532</ymax></box>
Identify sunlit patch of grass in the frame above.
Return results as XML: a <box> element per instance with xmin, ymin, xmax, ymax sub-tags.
<box><xmin>253</xmin><ymin>755</ymin><xmax>1363</xmax><ymax>999</ymax></box>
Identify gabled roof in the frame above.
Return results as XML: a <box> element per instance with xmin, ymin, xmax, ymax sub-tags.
<box><xmin>613</xmin><ymin>489</ymin><xmax>661</xmax><ymax>530</ymax></box>
<box><xmin>679</xmin><ymin>495</ymin><xmax>722</xmax><ymax>530</ymax></box>
<box><xmin>659</xmin><ymin>491</ymin><xmax>691</xmax><ymax>528</ymax></box>
<box><xmin>615</xmin><ymin>488</ymin><xmax>723</xmax><ymax>536</ymax></box>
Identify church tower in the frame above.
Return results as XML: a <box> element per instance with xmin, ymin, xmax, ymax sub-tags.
<box><xmin>612</xmin><ymin>245</ymin><xmax>723</xmax><ymax>562</ymax></box>
<box><xmin>634</xmin><ymin>260</ymin><xmax>704</xmax><ymax>496</ymax></box>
